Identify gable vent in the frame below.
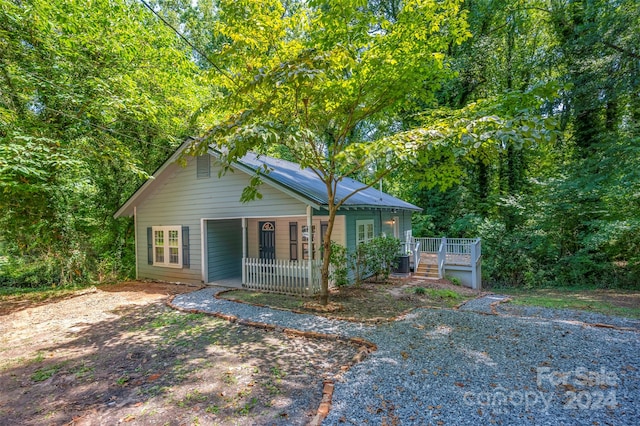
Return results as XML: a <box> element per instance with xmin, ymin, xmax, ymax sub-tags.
<box><xmin>197</xmin><ymin>155</ymin><xmax>210</xmax><ymax>179</ymax></box>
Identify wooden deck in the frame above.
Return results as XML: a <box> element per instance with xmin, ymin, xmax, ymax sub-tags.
<box><xmin>419</xmin><ymin>252</ymin><xmax>472</xmax><ymax>267</ymax></box>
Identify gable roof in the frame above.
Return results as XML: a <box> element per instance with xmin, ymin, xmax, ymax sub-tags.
<box><xmin>114</xmin><ymin>141</ymin><xmax>421</xmax><ymax>218</ymax></box>
<box><xmin>235</xmin><ymin>152</ymin><xmax>421</xmax><ymax>211</ymax></box>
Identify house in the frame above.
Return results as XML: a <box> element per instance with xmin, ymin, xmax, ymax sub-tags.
<box><xmin>114</xmin><ymin>140</ymin><xmax>422</xmax><ymax>295</ymax></box>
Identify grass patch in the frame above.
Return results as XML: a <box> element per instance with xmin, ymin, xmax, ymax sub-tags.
<box><xmin>31</xmin><ymin>363</ymin><xmax>65</xmax><ymax>382</ymax></box>
<box><xmin>494</xmin><ymin>287</ymin><xmax>640</xmax><ymax>319</ymax></box>
<box><xmin>220</xmin><ymin>281</ymin><xmax>472</xmax><ymax>321</ymax></box>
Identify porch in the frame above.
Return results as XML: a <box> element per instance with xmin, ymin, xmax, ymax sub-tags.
<box><xmin>405</xmin><ymin>237</ymin><xmax>482</xmax><ymax>290</ymax></box>
<box><xmin>203</xmin><ymin>208</ymin><xmax>337</xmax><ymax>297</ymax></box>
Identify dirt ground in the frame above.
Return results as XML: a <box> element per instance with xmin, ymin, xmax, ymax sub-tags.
<box><xmin>0</xmin><ymin>282</ymin><xmax>359</xmax><ymax>426</ymax></box>
<box><xmin>220</xmin><ymin>277</ymin><xmax>480</xmax><ymax>322</ymax></box>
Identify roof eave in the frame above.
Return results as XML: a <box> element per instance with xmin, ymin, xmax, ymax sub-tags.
<box><xmin>337</xmin><ymin>204</ymin><xmax>423</xmax><ymax>212</ymax></box>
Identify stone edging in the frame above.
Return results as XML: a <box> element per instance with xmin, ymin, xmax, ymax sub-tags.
<box><xmin>166</xmin><ymin>294</ymin><xmax>377</xmax><ymax>425</ymax></box>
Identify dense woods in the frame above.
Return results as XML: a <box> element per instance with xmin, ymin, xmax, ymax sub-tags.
<box><xmin>1</xmin><ymin>0</ymin><xmax>638</xmax><ymax>289</ymax></box>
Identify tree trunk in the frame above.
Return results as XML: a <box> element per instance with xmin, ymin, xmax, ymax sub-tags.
<box><xmin>319</xmin><ymin>202</ymin><xmax>337</xmax><ymax>306</ymax></box>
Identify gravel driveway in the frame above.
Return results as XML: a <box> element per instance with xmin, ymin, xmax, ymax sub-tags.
<box><xmin>173</xmin><ymin>288</ymin><xmax>640</xmax><ymax>425</ymax></box>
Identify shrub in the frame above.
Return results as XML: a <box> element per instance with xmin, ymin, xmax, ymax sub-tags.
<box><xmin>0</xmin><ymin>257</ymin><xmax>62</xmax><ymax>288</ymax></box>
<box><xmin>349</xmin><ymin>236</ymin><xmax>402</xmax><ymax>284</ymax></box>
<box><xmin>329</xmin><ymin>242</ymin><xmax>349</xmax><ymax>287</ymax></box>
<box><xmin>367</xmin><ymin>236</ymin><xmax>402</xmax><ymax>282</ymax></box>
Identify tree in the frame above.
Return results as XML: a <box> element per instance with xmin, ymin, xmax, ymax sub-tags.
<box><xmin>192</xmin><ymin>0</ymin><xmax>471</xmax><ymax>303</ymax></box>
<box><xmin>0</xmin><ymin>0</ymin><xmax>202</xmax><ymax>284</ymax></box>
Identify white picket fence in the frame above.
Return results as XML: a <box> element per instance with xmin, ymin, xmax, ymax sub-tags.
<box><xmin>242</xmin><ymin>258</ymin><xmax>322</xmax><ymax>296</ymax></box>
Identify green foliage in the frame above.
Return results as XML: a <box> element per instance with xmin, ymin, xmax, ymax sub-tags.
<box><xmin>349</xmin><ymin>236</ymin><xmax>402</xmax><ymax>284</ymax></box>
<box><xmin>367</xmin><ymin>236</ymin><xmax>403</xmax><ymax>282</ymax></box>
<box><xmin>0</xmin><ymin>257</ymin><xmax>62</xmax><ymax>288</ymax></box>
<box><xmin>191</xmin><ymin>0</ymin><xmax>471</xmax><ymax>301</ymax></box>
<box><xmin>328</xmin><ymin>241</ymin><xmax>349</xmax><ymax>288</ymax></box>
<box><xmin>0</xmin><ymin>0</ymin><xmax>202</xmax><ymax>287</ymax></box>
<box><xmin>447</xmin><ymin>276</ymin><xmax>462</xmax><ymax>286</ymax></box>
<box><xmin>425</xmin><ymin>288</ymin><xmax>462</xmax><ymax>300</ymax></box>
<box><xmin>31</xmin><ymin>364</ymin><xmax>63</xmax><ymax>382</ymax></box>
<box><xmin>349</xmin><ymin>243</ymin><xmax>370</xmax><ymax>286</ymax></box>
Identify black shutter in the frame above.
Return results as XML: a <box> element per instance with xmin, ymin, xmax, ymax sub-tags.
<box><xmin>147</xmin><ymin>227</ymin><xmax>153</xmax><ymax>265</ymax></box>
<box><xmin>182</xmin><ymin>226</ymin><xmax>190</xmax><ymax>268</ymax></box>
<box><xmin>289</xmin><ymin>222</ymin><xmax>298</xmax><ymax>260</ymax></box>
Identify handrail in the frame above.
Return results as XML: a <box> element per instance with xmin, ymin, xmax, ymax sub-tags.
<box><xmin>414</xmin><ymin>241</ymin><xmax>421</xmax><ymax>270</ymax></box>
<box><xmin>437</xmin><ymin>237</ymin><xmax>446</xmax><ymax>279</ymax></box>
<box><xmin>473</xmin><ymin>239</ymin><xmax>482</xmax><ymax>264</ymax></box>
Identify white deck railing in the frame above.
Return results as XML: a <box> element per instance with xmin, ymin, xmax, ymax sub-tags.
<box><xmin>415</xmin><ymin>237</ymin><xmax>479</xmax><ymax>256</ymax></box>
<box><xmin>437</xmin><ymin>238</ymin><xmax>446</xmax><ymax>278</ymax></box>
<box><xmin>242</xmin><ymin>258</ymin><xmax>322</xmax><ymax>296</ymax></box>
<box><xmin>414</xmin><ymin>236</ymin><xmax>482</xmax><ymax>289</ymax></box>
<box><xmin>414</xmin><ymin>237</ymin><xmax>441</xmax><ymax>253</ymax></box>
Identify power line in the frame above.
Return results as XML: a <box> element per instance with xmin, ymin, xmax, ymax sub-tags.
<box><xmin>138</xmin><ymin>0</ymin><xmax>236</xmax><ymax>86</ymax></box>
<box><xmin>20</xmin><ymin>70</ymin><xmax>182</xmax><ymax>155</ymax></box>
<box><xmin>41</xmin><ymin>105</ymin><xmax>178</xmax><ymax>154</ymax></box>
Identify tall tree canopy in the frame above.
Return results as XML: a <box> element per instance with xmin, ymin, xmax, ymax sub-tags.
<box><xmin>191</xmin><ymin>0</ymin><xmax>471</xmax><ymax>302</ymax></box>
<box><xmin>0</xmin><ymin>0</ymin><xmax>202</xmax><ymax>283</ymax></box>
<box><xmin>0</xmin><ymin>0</ymin><xmax>637</xmax><ymax>291</ymax></box>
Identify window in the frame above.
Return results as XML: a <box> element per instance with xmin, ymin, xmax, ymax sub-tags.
<box><xmin>152</xmin><ymin>226</ymin><xmax>182</xmax><ymax>267</ymax></box>
<box><xmin>302</xmin><ymin>225</ymin><xmax>316</xmax><ymax>259</ymax></box>
<box><xmin>356</xmin><ymin>219</ymin><xmax>374</xmax><ymax>245</ymax></box>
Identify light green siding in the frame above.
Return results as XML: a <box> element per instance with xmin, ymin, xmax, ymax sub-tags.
<box><xmin>135</xmin><ymin>155</ymin><xmax>308</xmax><ymax>284</ymax></box>
<box><xmin>335</xmin><ymin>209</ymin><xmax>414</xmax><ymax>283</ymax></box>
<box><xmin>341</xmin><ymin>209</ymin><xmax>413</xmax><ymax>252</ymax></box>
<box><xmin>207</xmin><ymin>219</ymin><xmax>242</xmax><ymax>281</ymax></box>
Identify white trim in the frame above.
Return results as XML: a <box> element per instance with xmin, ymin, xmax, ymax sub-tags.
<box><xmin>242</xmin><ymin>218</ymin><xmax>247</xmax><ymax>284</ymax></box>
<box><xmin>392</xmin><ymin>216</ymin><xmax>400</xmax><ymax>239</ymax></box>
<box><xmin>356</xmin><ymin>219</ymin><xmax>375</xmax><ymax>245</ymax></box>
<box><xmin>201</xmin><ymin>218</ymin><xmax>207</xmax><ymax>283</ymax></box>
<box><xmin>199</xmin><ymin>214</ymin><xmax>307</xmax><ymax>221</ymax></box>
<box><xmin>134</xmin><ymin>206</ymin><xmax>139</xmax><ymax>279</ymax></box>
<box><xmin>151</xmin><ymin>226</ymin><xmax>182</xmax><ymax>268</ymax></box>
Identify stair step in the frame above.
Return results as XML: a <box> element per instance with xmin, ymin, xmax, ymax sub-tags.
<box><xmin>415</xmin><ymin>262</ymin><xmax>439</xmax><ymax>279</ymax></box>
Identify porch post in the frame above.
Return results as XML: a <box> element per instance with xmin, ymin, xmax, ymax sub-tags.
<box><xmin>242</xmin><ymin>217</ymin><xmax>247</xmax><ymax>285</ymax></box>
<box><xmin>471</xmin><ymin>241</ymin><xmax>477</xmax><ymax>290</ymax></box>
<box><xmin>306</xmin><ymin>205</ymin><xmax>313</xmax><ymax>292</ymax></box>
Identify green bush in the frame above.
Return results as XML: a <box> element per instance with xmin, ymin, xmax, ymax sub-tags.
<box><xmin>0</xmin><ymin>257</ymin><xmax>62</xmax><ymax>288</ymax></box>
<box><xmin>349</xmin><ymin>236</ymin><xmax>402</xmax><ymax>284</ymax></box>
<box><xmin>329</xmin><ymin>242</ymin><xmax>349</xmax><ymax>287</ymax></box>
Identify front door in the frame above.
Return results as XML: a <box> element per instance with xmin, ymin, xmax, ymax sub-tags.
<box><xmin>259</xmin><ymin>221</ymin><xmax>276</xmax><ymax>260</ymax></box>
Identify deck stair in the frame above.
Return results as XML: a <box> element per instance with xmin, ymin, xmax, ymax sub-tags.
<box><xmin>404</xmin><ymin>238</ymin><xmax>482</xmax><ymax>289</ymax></box>
<box><xmin>414</xmin><ymin>253</ymin><xmax>439</xmax><ymax>279</ymax></box>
